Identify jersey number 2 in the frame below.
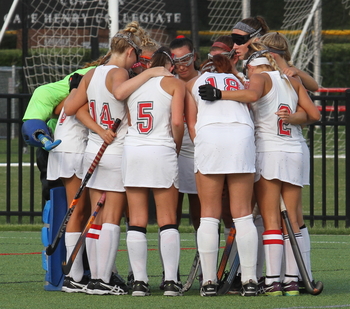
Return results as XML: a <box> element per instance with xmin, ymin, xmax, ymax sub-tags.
<box><xmin>277</xmin><ymin>104</ymin><xmax>292</xmax><ymax>136</ymax></box>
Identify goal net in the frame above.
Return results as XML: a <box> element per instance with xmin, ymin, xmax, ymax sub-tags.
<box><xmin>23</xmin><ymin>0</ymin><xmax>169</xmax><ymax>93</ymax></box>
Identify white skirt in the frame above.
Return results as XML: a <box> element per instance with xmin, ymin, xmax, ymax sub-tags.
<box><xmin>194</xmin><ymin>123</ymin><xmax>255</xmax><ymax>174</ymax></box>
<box><xmin>47</xmin><ymin>152</ymin><xmax>84</xmax><ymax>180</ymax></box>
<box><xmin>302</xmin><ymin>141</ymin><xmax>310</xmax><ymax>186</ymax></box>
<box><xmin>122</xmin><ymin>145</ymin><xmax>178</xmax><ymax>188</ymax></box>
<box><xmin>178</xmin><ymin>154</ymin><xmax>197</xmax><ymax>194</ymax></box>
<box><xmin>255</xmin><ymin>151</ymin><xmax>303</xmax><ymax>187</ymax></box>
<box><xmin>83</xmin><ymin>152</ymin><xmax>125</xmax><ymax>192</ymax></box>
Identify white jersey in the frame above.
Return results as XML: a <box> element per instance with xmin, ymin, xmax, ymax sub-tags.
<box><xmin>192</xmin><ymin>72</ymin><xmax>253</xmax><ymax>132</ymax></box>
<box><xmin>124</xmin><ymin>76</ymin><xmax>176</xmax><ymax>149</ymax></box>
<box><xmin>52</xmin><ymin>107</ymin><xmax>88</xmax><ymax>153</ymax></box>
<box><xmin>85</xmin><ymin>65</ymin><xmax>128</xmax><ymax>155</ymax></box>
<box><xmin>250</xmin><ymin>71</ymin><xmax>302</xmax><ymax>153</ymax></box>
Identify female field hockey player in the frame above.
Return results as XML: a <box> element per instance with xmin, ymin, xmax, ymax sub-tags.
<box><xmin>260</xmin><ymin>32</ymin><xmax>319</xmax><ymax>291</ymax></box>
<box><xmin>186</xmin><ymin>54</ymin><xmax>259</xmax><ymax>297</ymax></box>
<box><xmin>121</xmin><ymin>47</ymin><xmax>185</xmax><ymax>297</ymax></box>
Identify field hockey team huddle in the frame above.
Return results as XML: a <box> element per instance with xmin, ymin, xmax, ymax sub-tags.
<box><xmin>23</xmin><ymin>16</ymin><xmax>321</xmax><ymax>297</ymax></box>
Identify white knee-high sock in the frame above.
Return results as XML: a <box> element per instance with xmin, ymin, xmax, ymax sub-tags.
<box><xmin>263</xmin><ymin>230</ymin><xmax>283</xmax><ymax>285</ymax></box>
<box><xmin>97</xmin><ymin>223</ymin><xmax>120</xmax><ymax>283</ymax></box>
<box><xmin>197</xmin><ymin>217</ymin><xmax>220</xmax><ymax>284</ymax></box>
<box><xmin>160</xmin><ymin>228</ymin><xmax>180</xmax><ymax>282</ymax></box>
<box><xmin>283</xmin><ymin>233</ymin><xmax>302</xmax><ymax>284</ymax></box>
<box><xmin>65</xmin><ymin>232</ymin><xmax>84</xmax><ymax>282</ymax></box>
<box><xmin>234</xmin><ymin>214</ymin><xmax>258</xmax><ymax>283</ymax></box>
<box><xmin>300</xmin><ymin>225</ymin><xmax>313</xmax><ymax>280</ymax></box>
<box><xmin>86</xmin><ymin>224</ymin><xmax>101</xmax><ymax>279</ymax></box>
<box><xmin>127</xmin><ymin>229</ymin><xmax>148</xmax><ymax>283</ymax></box>
<box><xmin>254</xmin><ymin>215</ymin><xmax>265</xmax><ymax>279</ymax></box>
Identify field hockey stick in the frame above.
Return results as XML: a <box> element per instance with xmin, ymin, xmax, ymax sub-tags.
<box><xmin>181</xmin><ymin>250</ymin><xmax>200</xmax><ymax>292</ymax></box>
<box><xmin>45</xmin><ymin>118</ymin><xmax>121</xmax><ymax>255</ymax></box>
<box><xmin>280</xmin><ymin>195</ymin><xmax>323</xmax><ymax>295</ymax></box>
<box><xmin>217</xmin><ymin>251</ymin><xmax>240</xmax><ymax>295</ymax></box>
<box><xmin>37</xmin><ymin>133</ymin><xmax>62</xmax><ymax>151</ymax></box>
<box><xmin>62</xmin><ymin>192</ymin><xmax>106</xmax><ymax>275</ymax></box>
<box><xmin>217</xmin><ymin>223</ymin><xmax>236</xmax><ymax>283</ymax></box>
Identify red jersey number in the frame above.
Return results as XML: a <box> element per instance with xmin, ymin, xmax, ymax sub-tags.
<box><xmin>205</xmin><ymin>76</ymin><xmax>240</xmax><ymax>91</ymax></box>
<box><xmin>137</xmin><ymin>101</ymin><xmax>153</xmax><ymax>134</ymax></box>
<box><xmin>277</xmin><ymin>104</ymin><xmax>292</xmax><ymax>136</ymax></box>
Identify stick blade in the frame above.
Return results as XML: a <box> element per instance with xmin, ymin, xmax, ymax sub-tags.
<box><xmin>309</xmin><ymin>281</ymin><xmax>324</xmax><ymax>295</ymax></box>
<box><xmin>61</xmin><ymin>261</ymin><xmax>72</xmax><ymax>275</ymax></box>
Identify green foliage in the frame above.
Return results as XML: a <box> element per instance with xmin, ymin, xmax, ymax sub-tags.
<box><xmin>0</xmin><ymin>49</ymin><xmax>22</xmax><ymax>66</ymax></box>
<box><xmin>0</xmin><ymin>33</ymin><xmax>17</xmax><ymax>49</ymax></box>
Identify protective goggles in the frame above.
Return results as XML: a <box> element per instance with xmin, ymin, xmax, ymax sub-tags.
<box><xmin>207</xmin><ymin>49</ymin><xmax>235</xmax><ymax>60</ymax></box>
<box><xmin>173</xmin><ymin>51</ymin><xmax>194</xmax><ymax>67</ymax></box>
<box><xmin>139</xmin><ymin>55</ymin><xmax>151</xmax><ymax>68</ymax></box>
<box><xmin>114</xmin><ymin>33</ymin><xmax>142</xmax><ymax>62</ymax></box>
<box><xmin>231</xmin><ymin>27</ymin><xmax>262</xmax><ymax>46</ymax></box>
<box><xmin>242</xmin><ymin>49</ymin><xmax>269</xmax><ymax>79</ymax></box>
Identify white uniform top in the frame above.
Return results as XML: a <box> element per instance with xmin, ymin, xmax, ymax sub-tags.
<box><xmin>250</xmin><ymin>71</ymin><xmax>302</xmax><ymax>153</ymax></box>
<box><xmin>85</xmin><ymin>65</ymin><xmax>128</xmax><ymax>155</ymax></box>
<box><xmin>124</xmin><ymin>76</ymin><xmax>176</xmax><ymax>149</ymax></box>
<box><xmin>192</xmin><ymin>72</ymin><xmax>253</xmax><ymax>132</ymax></box>
<box><xmin>52</xmin><ymin>107</ymin><xmax>88</xmax><ymax>153</ymax></box>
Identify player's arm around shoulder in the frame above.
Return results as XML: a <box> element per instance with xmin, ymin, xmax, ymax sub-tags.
<box><xmin>64</xmin><ymin>68</ymin><xmax>95</xmax><ymax>116</ymax></box>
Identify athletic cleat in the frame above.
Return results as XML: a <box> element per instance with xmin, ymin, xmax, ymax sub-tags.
<box><xmin>227</xmin><ymin>273</ymin><xmax>242</xmax><ymax>295</ymax></box>
<box><xmin>84</xmin><ymin>279</ymin><xmax>98</xmax><ymax>294</ymax></box>
<box><xmin>163</xmin><ymin>280</ymin><xmax>183</xmax><ymax>296</ymax></box>
<box><xmin>93</xmin><ymin>275</ymin><xmax>129</xmax><ymax>295</ymax></box>
<box><xmin>241</xmin><ymin>279</ymin><xmax>258</xmax><ymax>297</ymax></box>
<box><xmin>283</xmin><ymin>281</ymin><xmax>300</xmax><ymax>296</ymax></box>
<box><xmin>61</xmin><ymin>276</ymin><xmax>89</xmax><ymax>293</ymax></box>
<box><xmin>200</xmin><ymin>280</ymin><xmax>218</xmax><ymax>297</ymax></box>
<box><xmin>132</xmin><ymin>281</ymin><xmax>151</xmax><ymax>297</ymax></box>
<box><xmin>258</xmin><ymin>281</ymin><xmax>283</xmax><ymax>296</ymax></box>
<box><xmin>111</xmin><ymin>272</ymin><xmax>129</xmax><ymax>293</ymax></box>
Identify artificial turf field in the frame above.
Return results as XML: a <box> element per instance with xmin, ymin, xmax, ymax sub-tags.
<box><xmin>0</xmin><ymin>230</ymin><xmax>349</xmax><ymax>309</ymax></box>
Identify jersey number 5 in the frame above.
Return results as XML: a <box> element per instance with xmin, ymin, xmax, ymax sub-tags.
<box><xmin>137</xmin><ymin>101</ymin><xmax>154</xmax><ymax>134</ymax></box>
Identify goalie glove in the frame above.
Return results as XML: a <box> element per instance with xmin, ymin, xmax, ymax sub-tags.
<box><xmin>198</xmin><ymin>84</ymin><xmax>222</xmax><ymax>101</ymax></box>
<box><xmin>69</xmin><ymin>73</ymin><xmax>83</xmax><ymax>92</ymax></box>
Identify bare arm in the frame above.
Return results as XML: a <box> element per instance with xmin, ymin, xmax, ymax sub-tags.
<box><xmin>275</xmin><ymin>105</ymin><xmax>308</xmax><ymax>125</ymax></box>
<box><xmin>289</xmin><ymin>76</ymin><xmax>321</xmax><ymax>125</ymax></box>
<box><xmin>283</xmin><ymin>66</ymin><xmax>319</xmax><ymax>92</ymax></box>
<box><xmin>170</xmin><ymin>80</ymin><xmax>185</xmax><ymax>155</ymax></box>
<box><xmin>220</xmin><ymin>73</ymin><xmax>266</xmax><ymax>103</ymax></box>
<box><xmin>113</xmin><ymin>67</ymin><xmax>173</xmax><ymax>101</ymax></box>
<box><xmin>185</xmin><ymin>78</ymin><xmax>199</xmax><ymax>142</ymax></box>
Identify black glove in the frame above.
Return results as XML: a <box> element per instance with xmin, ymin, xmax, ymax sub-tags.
<box><xmin>69</xmin><ymin>73</ymin><xmax>83</xmax><ymax>92</ymax></box>
<box><xmin>198</xmin><ymin>84</ymin><xmax>222</xmax><ymax>101</ymax></box>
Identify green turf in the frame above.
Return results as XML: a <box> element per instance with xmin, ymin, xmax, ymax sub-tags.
<box><xmin>0</xmin><ymin>231</ymin><xmax>349</xmax><ymax>309</ymax></box>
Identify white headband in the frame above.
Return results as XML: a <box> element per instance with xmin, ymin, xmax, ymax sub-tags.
<box><xmin>242</xmin><ymin>57</ymin><xmax>270</xmax><ymax>67</ymax></box>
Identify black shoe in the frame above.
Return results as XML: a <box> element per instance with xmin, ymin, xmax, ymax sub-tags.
<box><xmin>227</xmin><ymin>274</ymin><xmax>242</xmax><ymax>295</ymax></box>
<box><xmin>200</xmin><ymin>280</ymin><xmax>218</xmax><ymax>297</ymax></box>
<box><xmin>61</xmin><ymin>276</ymin><xmax>89</xmax><ymax>293</ymax></box>
<box><xmin>111</xmin><ymin>272</ymin><xmax>129</xmax><ymax>293</ymax></box>
<box><xmin>132</xmin><ymin>281</ymin><xmax>151</xmax><ymax>297</ymax></box>
<box><xmin>84</xmin><ymin>279</ymin><xmax>98</xmax><ymax>295</ymax></box>
<box><xmin>93</xmin><ymin>275</ymin><xmax>129</xmax><ymax>295</ymax></box>
<box><xmin>163</xmin><ymin>280</ymin><xmax>183</xmax><ymax>296</ymax></box>
<box><xmin>241</xmin><ymin>279</ymin><xmax>258</xmax><ymax>296</ymax></box>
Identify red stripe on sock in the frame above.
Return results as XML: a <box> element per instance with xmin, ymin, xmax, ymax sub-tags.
<box><xmin>86</xmin><ymin>233</ymin><xmax>99</xmax><ymax>239</ymax></box>
<box><xmin>91</xmin><ymin>224</ymin><xmax>102</xmax><ymax>230</ymax></box>
<box><xmin>263</xmin><ymin>230</ymin><xmax>282</xmax><ymax>236</ymax></box>
<box><xmin>263</xmin><ymin>239</ymin><xmax>284</xmax><ymax>245</ymax></box>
